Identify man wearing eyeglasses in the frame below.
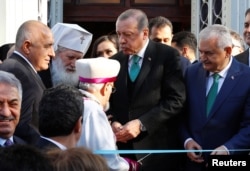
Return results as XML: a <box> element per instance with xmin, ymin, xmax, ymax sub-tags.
<box><xmin>75</xmin><ymin>57</ymin><xmax>140</xmax><ymax>171</ymax></box>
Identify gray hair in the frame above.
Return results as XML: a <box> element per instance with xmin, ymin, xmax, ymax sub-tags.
<box><xmin>0</xmin><ymin>71</ymin><xmax>22</xmax><ymax>100</ymax></box>
<box><xmin>15</xmin><ymin>20</ymin><xmax>50</xmax><ymax>50</ymax></box>
<box><xmin>199</xmin><ymin>24</ymin><xmax>232</xmax><ymax>49</ymax></box>
<box><xmin>116</xmin><ymin>9</ymin><xmax>148</xmax><ymax>32</ymax></box>
<box><xmin>15</xmin><ymin>23</ymin><xmax>32</xmax><ymax>49</ymax></box>
<box><xmin>55</xmin><ymin>45</ymin><xmax>70</xmax><ymax>54</ymax></box>
<box><xmin>78</xmin><ymin>82</ymin><xmax>104</xmax><ymax>92</ymax></box>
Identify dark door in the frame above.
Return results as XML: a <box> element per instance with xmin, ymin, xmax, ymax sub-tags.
<box><xmin>63</xmin><ymin>0</ymin><xmax>191</xmax><ymax>57</ymax></box>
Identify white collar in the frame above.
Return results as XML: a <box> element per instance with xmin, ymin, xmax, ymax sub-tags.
<box><xmin>129</xmin><ymin>38</ymin><xmax>149</xmax><ymax>60</ymax></box>
<box><xmin>208</xmin><ymin>56</ymin><xmax>233</xmax><ymax>78</ymax></box>
<box><xmin>40</xmin><ymin>136</ymin><xmax>67</xmax><ymax>150</ymax></box>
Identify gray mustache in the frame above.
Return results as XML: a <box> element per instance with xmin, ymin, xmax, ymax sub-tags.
<box><xmin>0</xmin><ymin>115</ymin><xmax>15</xmax><ymax>121</ymax></box>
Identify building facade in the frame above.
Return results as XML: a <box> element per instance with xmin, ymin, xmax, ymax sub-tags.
<box><xmin>1</xmin><ymin>0</ymin><xmax>250</xmax><ymax>55</ymax></box>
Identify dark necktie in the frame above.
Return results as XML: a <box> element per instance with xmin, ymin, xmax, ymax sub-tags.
<box><xmin>129</xmin><ymin>55</ymin><xmax>140</xmax><ymax>82</ymax></box>
<box><xmin>206</xmin><ymin>73</ymin><xmax>220</xmax><ymax>116</ymax></box>
<box><xmin>4</xmin><ymin>139</ymin><xmax>13</xmax><ymax>147</ymax></box>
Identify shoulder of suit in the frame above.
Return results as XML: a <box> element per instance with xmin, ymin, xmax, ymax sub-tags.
<box><xmin>235</xmin><ymin>49</ymin><xmax>249</xmax><ymax>59</ymax></box>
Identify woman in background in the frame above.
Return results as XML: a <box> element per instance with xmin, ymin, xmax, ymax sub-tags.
<box><xmin>91</xmin><ymin>34</ymin><xmax>119</xmax><ymax>58</ymax></box>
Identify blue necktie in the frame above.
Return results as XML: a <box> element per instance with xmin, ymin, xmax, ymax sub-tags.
<box><xmin>129</xmin><ymin>55</ymin><xmax>140</xmax><ymax>82</ymax></box>
<box><xmin>4</xmin><ymin>139</ymin><xmax>13</xmax><ymax>147</ymax></box>
<box><xmin>206</xmin><ymin>73</ymin><xmax>220</xmax><ymax>116</ymax></box>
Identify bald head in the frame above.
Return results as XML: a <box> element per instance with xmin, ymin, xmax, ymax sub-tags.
<box><xmin>15</xmin><ymin>20</ymin><xmax>51</xmax><ymax>49</ymax></box>
<box><xmin>14</xmin><ymin>20</ymin><xmax>55</xmax><ymax>71</ymax></box>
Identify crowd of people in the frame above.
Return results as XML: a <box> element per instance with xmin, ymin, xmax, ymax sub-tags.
<box><xmin>0</xmin><ymin>7</ymin><xmax>250</xmax><ymax>171</ymax></box>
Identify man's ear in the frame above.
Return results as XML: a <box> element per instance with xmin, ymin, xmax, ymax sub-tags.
<box><xmin>143</xmin><ymin>28</ymin><xmax>149</xmax><ymax>39</ymax></box>
<box><xmin>22</xmin><ymin>40</ymin><xmax>31</xmax><ymax>55</ymax></box>
<box><xmin>74</xmin><ymin>116</ymin><xmax>83</xmax><ymax>133</ymax></box>
<box><xmin>182</xmin><ymin>47</ymin><xmax>188</xmax><ymax>57</ymax></box>
<box><xmin>224</xmin><ymin>46</ymin><xmax>232</xmax><ymax>58</ymax></box>
<box><xmin>100</xmin><ymin>83</ymin><xmax>109</xmax><ymax>96</ymax></box>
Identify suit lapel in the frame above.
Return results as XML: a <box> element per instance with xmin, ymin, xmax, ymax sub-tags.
<box><xmin>132</xmin><ymin>42</ymin><xmax>153</xmax><ymax>98</ymax></box>
<box><xmin>11</xmin><ymin>54</ymin><xmax>46</xmax><ymax>89</ymax></box>
<box><xmin>133</xmin><ymin>56</ymin><xmax>152</xmax><ymax>97</ymax></box>
<box><xmin>194</xmin><ymin>65</ymin><xmax>208</xmax><ymax>122</ymax></box>
<box><xmin>245</xmin><ymin>49</ymin><xmax>249</xmax><ymax>65</ymax></box>
<box><xmin>207</xmin><ymin>59</ymin><xmax>241</xmax><ymax>119</ymax></box>
<box><xmin>114</xmin><ymin>53</ymin><xmax>129</xmax><ymax>100</ymax></box>
<box><xmin>241</xmin><ymin>49</ymin><xmax>249</xmax><ymax>65</ymax></box>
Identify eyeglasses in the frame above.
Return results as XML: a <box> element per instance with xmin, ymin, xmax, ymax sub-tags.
<box><xmin>111</xmin><ymin>86</ymin><xmax>116</xmax><ymax>93</ymax></box>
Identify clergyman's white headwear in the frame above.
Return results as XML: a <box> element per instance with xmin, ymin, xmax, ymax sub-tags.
<box><xmin>52</xmin><ymin>23</ymin><xmax>93</xmax><ymax>55</ymax></box>
<box><xmin>76</xmin><ymin>57</ymin><xmax>120</xmax><ymax>84</ymax></box>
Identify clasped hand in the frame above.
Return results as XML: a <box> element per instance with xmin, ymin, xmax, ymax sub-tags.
<box><xmin>186</xmin><ymin>139</ymin><xmax>228</xmax><ymax>163</ymax></box>
<box><xmin>112</xmin><ymin>119</ymin><xmax>141</xmax><ymax>143</ymax></box>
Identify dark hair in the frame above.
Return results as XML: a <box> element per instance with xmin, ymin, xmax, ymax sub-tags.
<box><xmin>47</xmin><ymin>147</ymin><xmax>109</xmax><ymax>171</ymax></box>
<box><xmin>90</xmin><ymin>34</ymin><xmax>119</xmax><ymax>57</ymax></box>
<box><xmin>39</xmin><ymin>84</ymin><xmax>83</xmax><ymax>137</ymax></box>
<box><xmin>0</xmin><ymin>144</ymin><xmax>52</xmax><ymax>171</ymax></box>
<box><xmin>245</xmin><ymin>8</ymin><xmax>250</xmax><ymax>16</ymax></box>
<box><xmin>0</xmin><ymin>43</ymin><xmax>14</xmax><ymax>61</ymax></box>
<box><xmin>149</xmin><ymin>16</ymin><xmax>173</xmax><ymax>34</ymax></box>
<box><xmin>172</xmin><ymin>31</ymin><xmax>197</xmax><ymax>52</ymax></box>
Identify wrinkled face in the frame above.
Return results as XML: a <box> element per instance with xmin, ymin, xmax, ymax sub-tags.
<box><xmin>96</xmin><ymin>40</ymin><xmax>118</xmax><ymax>58</ymax></box>
<box><xmin>0</xmin><ymin>83</ymin><xmax>21</xmax><ymax>139</ymax></box>
<box><xmin>57</xmin><ymin>49</ymin><xmax>83</xmax><ymax>73</ymax></box>
<box><xmin>103</xmin><ymin>82</ymin><xmax>115</xmax><ymax>111</ymax></box>
<box><xmin>51</xmin><ymin>55</ymin><xmax>79</xmax><ymax>87</ymax></box>
<box><xmin>28</xmin><ymin>30</ymin><xmax>55</xmax><ymax>71</ymax></box>
<box><xmin>150</xmin><ymin>25</ymin><xmax>172</xmax><ymax>46</ymax></box>
<box><xmin>232</xmin><ymin>38</ymin><xmax>244</xmax><ymax>56</ymax></box>
<box><xmin>116</xmin><ymin>17</ymin><xmax>148</xmax><ymax>55</ymax></box>
<box><xmin>199</xmin><ymin>38</ymin><xmax>231</xmax><ymax>72</ymax></box>
<box><xmin>243</xmin><ymin>13</ymin><xmax>250</xmax><ymax>46</ymax></box>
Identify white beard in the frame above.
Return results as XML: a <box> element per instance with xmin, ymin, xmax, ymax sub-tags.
<box><xmin>51</xmin><ymin>56</ymin><xmax>79</xmax><ymax>87</ymax></box>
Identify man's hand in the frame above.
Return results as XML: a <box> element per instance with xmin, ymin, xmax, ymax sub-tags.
<box><xmin>210</xmin><ymin>145</ymin><xmax>229</xmax><ymax>155</ymax></box>
<box><xmin>111</xmin><ymin>121</ymin><xmax>123</xmax><ymax>133</ymax></box>
<box><xmin>185</xmin><ymin>139</ymin><xmax>204</xmax><ymax>163</ymax></box>
<box><xmin>115</xmin><ymin>119</ymin><xmax>141</xmax><ymax>142</ymax></box>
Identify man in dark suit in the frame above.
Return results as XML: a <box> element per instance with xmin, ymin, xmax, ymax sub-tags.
<box><xmin>171</xmin><ymin>31</ymin><xmax>198</xmax><ymax>64</ymax></box>
<box><xmin>0</xmin><ymin>71</ymin><xmax>26</xmax><ymax>146</ymax></box>
<box><xmin>235</xmin><ymin>8</ymin><xmax>250</xmax><ymax>65</ymax></box>
<box><xmin>0</xmin><ymin>20</ymin><xmax>55</xmax><ymax>145</ymax></box>
<box><xmin>109</xmin><ymin>9</ymin><xmax>186</xmax><ymax>171</ymax></box>
<box><xmin>35</xmin><ymin>84</ymin><xmax>83</xmax><ymax>150</ymax></box>
<box><xmin>148</xmin><ymin>16</ymin><xmax>191</xmax><ymax>75</ymax></box>
<box><xmin>148</xmin><ymin>16</ymin><xmax>191</xmax><ymax>170</ymax></box>
<box><xmin>181</xmin><ymin>24</ymin><xmax>250</xmax><ymax>171</ymax></box>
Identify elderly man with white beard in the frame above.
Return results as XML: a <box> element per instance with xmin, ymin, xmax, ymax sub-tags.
<box><xmin>39</xmin><ymin>23</ymin><xmax>93</xmax><ymax>88</ymax></box>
